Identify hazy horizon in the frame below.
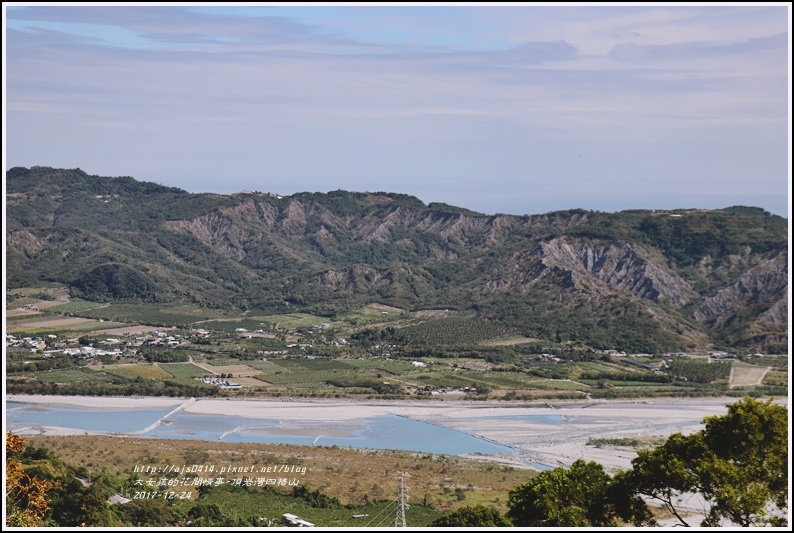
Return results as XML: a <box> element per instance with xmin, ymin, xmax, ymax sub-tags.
<box><xmin>4</xmin><ymin>3</ymin><xmax>791</xmax><ymax>218</ymax></box>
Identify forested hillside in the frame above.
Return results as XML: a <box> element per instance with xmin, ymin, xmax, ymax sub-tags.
<box><xmin>6</xmin><ymin>166</ymin><xmax>788</xmax><ymax>353</ymax></box>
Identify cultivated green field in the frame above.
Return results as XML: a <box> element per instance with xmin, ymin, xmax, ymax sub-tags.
<box><xmin>48</xmin><ymin>299</ymin><xmax>111</xmax><ymax>313</ymax></box>
<box><xmin>61</xmin><ymin>321</ymin><xmax>128</xmax><ymax>332</ymax></box>
<box><xmin>18</xmin><ymin>369</ymin><xmax>112</xmax><ymax>383</ymax></box>
<box><xmin>763</xmin><ymin>371</ymin><xmax>788</xmax><ymax>387</ymax></box>
<box><xmin>340</xmin><ymin>358</ymin><xmax>415</xmax><ymax>374</ymax></box>
<box><xmin>160</xmin><ymin>363</ymin><xmax>211</xmax><ymax>379</ymax></box>
<box><xmin>99</xmin><ymin>364</ymin><xmax>173</xmax><ymax>380</ymax></box>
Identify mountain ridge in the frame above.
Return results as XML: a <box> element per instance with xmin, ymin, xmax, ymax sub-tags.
<box><xmin>5</xmin><ymin>166</ymin><xmax>789</xmax><ymax>353</ymax></box>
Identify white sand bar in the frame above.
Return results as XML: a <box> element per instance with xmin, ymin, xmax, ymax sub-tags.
<box><xmin>8</xmin><ymin>394</ymin><xmax>184</xmax><ymax>410</ymax></box>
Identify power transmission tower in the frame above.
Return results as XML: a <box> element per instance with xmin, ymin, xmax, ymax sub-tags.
<box><xmin>394</xmin><ymin>476</ymin><xmax>410</xmax><ymax>527</ymax></box>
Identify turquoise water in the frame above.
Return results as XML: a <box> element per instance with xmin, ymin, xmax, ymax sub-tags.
<box><xmin>225</xmin><ymin>414</ymin><xmax>514</xmax><ymax>454</ymax></box>
<box><xmin>6</xmin><ymin>402</ymin><xmax>513</xmax><ymax>455</ymax></box>
<box><xmin>6</xmin><ymin>402</ymin><xmax>173</xmax><ymax>433</ymax></box>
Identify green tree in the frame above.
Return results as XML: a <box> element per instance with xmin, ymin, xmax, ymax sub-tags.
<box><xmin>187</xmin><ymin>502</ymin><xmax>225</xmax><ymax>526</ymax></box>
<box><xmin>626</xmin><ymin>432</ymin><xmax>704</xmax><ymax>526</ymax></box>
<box><xmin>78</xmin><ymin>485</ymin><xmax>116</xmax><ymax>526</ymax></box>
<box><xmin>629</xmin><ymin>397</ymin><xmax>788</xmax><ymax>527</ymax></box>
<box><xmin>430</xmin><ymin>505</ymin><xmax>511</xmax><ymax>527</ymax></box>
<box><xmin>507</xmin><ymin>459</ymin><xmax>626</xmax><ymax>526</ymax></box>
<box><xmin>705</xmin><ymin>398</ymin><xmax>788</xmax><ymax>524</ymax></box>
<box><xmin>114</xmin><ymin>499</ymin><xmax>186</xmax><ymax>527</ymax></box>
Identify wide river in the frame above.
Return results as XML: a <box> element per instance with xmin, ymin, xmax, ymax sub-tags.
<box><xmin>6</xmin><ymin>400</ymin><xmax>518</xmax><ymax>455</ymax></box>
<box><xmin>7</xmin><ymin>395</ymin><xmax>768</xmax><ymax>471</ymax></box>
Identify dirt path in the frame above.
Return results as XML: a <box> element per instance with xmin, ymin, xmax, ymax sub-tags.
<box><xmin>728</xmin><ymin>365</ymin><xmax>771</xmax><ymax>388</ymax></box>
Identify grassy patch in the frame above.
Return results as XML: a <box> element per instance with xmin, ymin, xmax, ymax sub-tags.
<box><xmin>71</xmin><ymin>303</ymin><xmax>227</xmax><ymax>326</ymax></box>
<box><xmin>478</xmin><ymin>337</ymin><xmax>538</xmax><ymax>347</ymax></box>
<box><xmin>99</xmin><ymin>364</ymin><xmax>173</xmax><ymax>380</ymax></box>
<box><xmin>48</xmin><ymin>299</ymin><xmax>109</xmax><ymax>313</ymax></box>
<box><xmin>6</xmin><ymin>312</ymin><xmax>60</xmax><ymax>324</ymax></box>
<box><xmin>261</xmin><ymin>370</ymin><xmax>343</xmax><ymax>387</ymax></box>
<box><xmin>276</xmin><ymin>358</ymin><xmax>353</xmax><ymax>371</ymax></box>
<box><xmin>337</xmin><ymin>306</ymin><xmax>404</xmax><ymax>327</ymax></box>
<box><xmin>246</xmin><ymin>360</ymin><xmax>288</xmax><ymax>373</ymax></box>
<box><xmin>250</xmin><ymin>313</ymin><xmax>330</xmax><ymax>329</ymax></box>
<box><xmin>338</xmin><ymin>359</ymin><xmax>414</xmax><ymax>374</ymax></box>
<box><xmin>392</xmin><ymin>317</ymin><xmax>516</xmax><ymax>345</ymax></box>
<box><xmin>160</xmin><ymin>363</ymin><xmax>211</xmax><ymax>379</ymax></box>
<box><xmin>61</xmin><ymin>321</ymin><xmax>127</xmax><ymax>332</ymax></box>
<box><xmin>586</xmin><ymin>436</ymin><xmax>667</xmax><ymax>449</ymax></box>
<box><xmin>23</xmin><ymin>369</ymin><xmax>112</xmax><ymax>383</ymax></box>
<box><xmin>762</xmin><ymin>371</ymin><xmax>788</xmax><ymax>387</ymax></box>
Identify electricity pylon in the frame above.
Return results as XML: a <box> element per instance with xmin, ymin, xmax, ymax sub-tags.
<box><xmin>394</xmin><ymin>476</ymin><xmax>410</xmax><ymax>527</ymax></box>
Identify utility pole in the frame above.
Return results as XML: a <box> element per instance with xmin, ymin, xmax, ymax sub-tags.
<box><xmin>394</xmin><ymin>476</ymin><xmax>410</xmax><ymax>527</ymax></box>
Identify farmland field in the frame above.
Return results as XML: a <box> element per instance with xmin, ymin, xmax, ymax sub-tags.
<box><xmin>260</xmin><ymin>370</ymin><xmax>342</xmax><ymax>387</ymax></box>
<box><xmin>70</xmin><ymin>303</ymin><xmax>228</xmax><ymax>326</ymax></box>
<box><xmin>233</xmin><ymin>376</ymin><xmax>273</xmax><ymax>387</ymax></box>
<box><xmin>194</xmin><ymin>362</ymin><xmax>261</xmax><ymax>376</ymax></box>
<box><xmin>6</xmin><ymin>312</ymin><xmax>61</xmax><ymax>323</ymax></box>
<box><xmin>20</xmin><ymin>369</ymin><xmax>112</xmax><ymax>383</ymax></box>
<box><xmin>730</xmin><ymin>364</ymin><xmax>771</xmax><ymax>388</ymax></box>
<box><xmin>391</xmin><ymin>317</ymin><xmax>516</xmax><ymax>345</ymax></box>
<box><xmin>276</xmin><ymin>358</ymin><xmax>353</xmax><ymax>371</ymax></box>
<box><xmin>337</xmin><ymin>305</ymin><xmax>404</xmax><ymax>326</ymax></box>
<box><xmin>339</xmin><ymin>358</ymin><xmax>414</xmax><ymax>374</ymax></box>
<box><xmin>6</xmin><ymin>317</ymin><xmax>125</xmax><ymax>334</ymax></box>
<box><xmin>48</xmin><ymin>299</ymin><xmax>110</xmax><ymax>313</ymax></box>
<box><xmin>98</xmin><ymin>364</ymin><xmax>173</xmax><ymax>380</ymax></box>
<box><xmin>57</xmin><ymin>321</ymin><xmax>127</xmax><ymax>332</ymax></box>
<box><xmin>93</xmin><ymin>325</ymin><xmax>174</xmax><ymax>336</ymax></box>
<box><xmin>245</xmin><ymin>360</ymin><xmax>287</xmax><ymax>373</ymax></box>
<box><xmin>160</xmin><ymin>363</ymin><xmax>211</xmax><ymax>379</ymax></box>
<box><xmin>5</xmin><ymin>311</ymin><xmax>112</xmax><ymax>326</ymax></box>
<box><xmin>247</xmin><ymin>313</ymin><xmax>331</xmax><ymax>329</ymax></box>
<box><xmin>763</xmin><ymin>370</ymin><xmax>788</xmax><ymax>387</ymax></box>
<box><xmin>478</xmin><ymin>337</ymin><xmax>538</xmax><ymax>346</ymax></box>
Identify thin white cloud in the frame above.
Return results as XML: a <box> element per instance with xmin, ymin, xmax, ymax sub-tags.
<box><xmin>4</xmin><ymin>4</ymin><xmax>789</xmax><ymax>217</ymax></box>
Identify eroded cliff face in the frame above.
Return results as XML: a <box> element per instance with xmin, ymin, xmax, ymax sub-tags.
<box><xmin>163</xmin><ymin>200</ymin><xmax>785</xmax><ymax>341</ymax></box>
<box><xmin>165</xmin><ymin>200</ymin><xmax>593</xmax><ymax>260</ymax></box>
<box><xmin>538</xmin><ymin>239</ymin><xmax>696</xmax><ymax>307</ymax></box>
<box><xmin>694</xmin><ymin>249</ymin><xmax>788</xmax><ymax>327</ymax></box>
<box><xmin>7</xmin><ymin>230</ymin><xmax>44</xmax><ymax>257</ymax></box>
<box><xmin>473</xmin><ymin>238</ymin><xmax>699</xmax><ymax>310</ymax></box>
<box><xmin>755</xmin><ymin>294</ymin><xmax>788</xmax><ymax>327</ymax></box>
<box><xmin>166</xmin><ymin>212</ymin><xmax>246</xmax><ymax>260</ymax></box>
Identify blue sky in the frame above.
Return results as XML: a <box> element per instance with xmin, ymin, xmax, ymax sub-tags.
<box><xmin>3</xmin><ymin>3</ymin><xmax>791</xmax><ymax>216</ymax></box>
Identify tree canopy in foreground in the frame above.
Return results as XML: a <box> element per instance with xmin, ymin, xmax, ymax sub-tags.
<box><xmin>507</xmin><ymin>397</ymin><xmax>788</xmax><ymax>527</ymax></box>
